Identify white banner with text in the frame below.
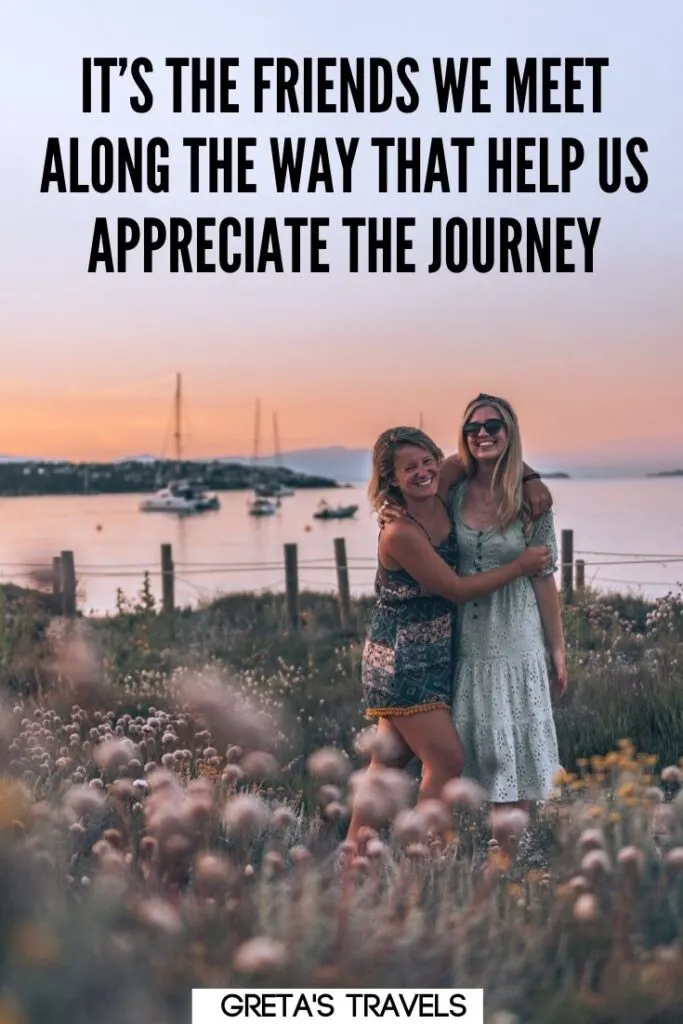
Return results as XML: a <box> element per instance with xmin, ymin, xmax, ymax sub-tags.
<box><xmin>191</xmin><ymin>990</ymin><xmax>485</xmax><ymax>1024</ymax></box>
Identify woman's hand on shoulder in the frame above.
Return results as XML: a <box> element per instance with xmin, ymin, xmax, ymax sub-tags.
<box><xmin>376</xmin><ymin>499</ymin><xmax>405</xmax><ymax>528</ymax></box>
<box><xmin>524</xmin><ymin>477</ymin><xmax>553</xmax><ymax>519</ymax></box>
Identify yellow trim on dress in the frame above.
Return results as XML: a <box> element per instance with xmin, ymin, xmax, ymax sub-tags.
<box><xmin>365</xmin><ymin>700</ymin><xmax>450</xmax><ymax>719</ymax></box>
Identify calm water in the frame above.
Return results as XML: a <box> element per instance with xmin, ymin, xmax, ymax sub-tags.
<box><xmin>1</xmin><ymin>480</ymin><xmax>682</xmax><ymax>615</ymax></box>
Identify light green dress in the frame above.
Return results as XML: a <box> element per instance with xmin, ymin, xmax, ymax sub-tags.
<box><xmin>449</xmin><ymin>480</ymin><xmax>560</xmax><ymax>801</ymax></box>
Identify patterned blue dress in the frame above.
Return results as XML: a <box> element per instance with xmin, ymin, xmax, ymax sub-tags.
<box><xmin>361</xmin><ymin>516</ymin><xmax>459</xmax><ymax>719</ymax></box>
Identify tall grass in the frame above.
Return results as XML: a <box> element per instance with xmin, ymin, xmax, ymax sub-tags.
<box><xmin>0</xmin><ymin>582</ymin><xmax>682</xmax><ymax>1023</ymax></box>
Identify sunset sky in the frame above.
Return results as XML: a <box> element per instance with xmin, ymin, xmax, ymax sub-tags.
<box><xmin>1</xmin><ymin>0</ymin><xmax>682</xmax><ymax>470</ymax></box>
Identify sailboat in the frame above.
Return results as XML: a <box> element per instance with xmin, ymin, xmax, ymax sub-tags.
<box><xmin>254</xmin><ymin>413</ymin><xmax>294</xmax><ymax>497</ymax></box>
<box><xmin>250</xmin><ymin>402</ymin><xmax>294</xmax><ymax>503</ymax></box>
<box><xmin>248</xmin><ymin>494</ymin><xmax>279</xmax><ymax>516</ymax></box>
<box><xmin>247</xmin><ymin>399</ymin><xmax>279</xmax><ymax>515</ymax></box>
<box><xmin>139</xmin><ymin>374</ymin><xmax>220</xmax><ymax>514</ymax></box>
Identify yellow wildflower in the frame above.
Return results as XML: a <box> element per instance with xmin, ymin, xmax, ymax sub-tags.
<box><xmin>0</xmin><ymin>779</ymin><xmax>32</xmax><ymax>830</ymax></box>
<box><xmin>488</xmin><ymin>848</ymin><xmax>511</xmax><ymax>874</ymax></box>
<box><xmin>0</xmin><ymin>994</ymin><xmax>23</xmax><ymax>1024</ymax></box>
<box><xmin>11</xmin><ymin>922</ymin><xmax>59</xmax><ymax>966</ymax></box>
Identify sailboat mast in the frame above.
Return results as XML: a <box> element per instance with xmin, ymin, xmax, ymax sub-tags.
<box><xmin>273</xmin><ymin>412</ymin><xmax>282</xmax><ymax>467</ymax></box>
<box><xmin>418</xmin><ymin>412</ymin><xmax>424</xmax><ymax>430</ymax></box>
<box><xmin>253</xmin><ymin>399</ymin><xmax>261</xmax><ymax>465</ymax></box>
<box><xmin>173</xmin><ymin>372</ymin><xmax>182</xmax><ymax>465</ymax></box>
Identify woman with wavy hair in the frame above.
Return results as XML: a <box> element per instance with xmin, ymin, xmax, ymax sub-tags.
<box><xmin>447</xmin><ymin>394</ymin><xmax>566</xmax><ymax>842</ymax></box>
<box><xmin>346</xmin><ymin>425</ymin><xmax>551</xmax><ymax>847</ymax></box>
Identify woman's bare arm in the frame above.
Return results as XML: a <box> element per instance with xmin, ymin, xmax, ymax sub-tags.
<box><xmin>437</xmin><ymin>455</ymin><xmax>465</xmax><ymax>501</ymax></box>
<box><xmin>523</xmin><ymin>470</ymin><xmax>553</xmax><ymax>517</ymax></box>
<box><xmin>531</xmin><ymin>576</ymin><xmax>564</xmax><ymax>652</ymax></box>
<box><xmin>381</xmin><ymin>521</ymin><xmax>550</xmax><ymax>604</ymax></box>
<box><xmin>531</xmin><ymin>575</ymin><xmax>567</xmax><ymax>696</ymax></box>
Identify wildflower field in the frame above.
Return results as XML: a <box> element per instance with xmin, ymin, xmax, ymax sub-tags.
<box><xmin>1</xmin><ymin>581</ymin><xmax>683</xmax><ymax>1024</ymax></box>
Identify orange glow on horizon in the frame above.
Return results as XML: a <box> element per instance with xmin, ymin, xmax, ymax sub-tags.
<box><xmin>2</xmin><ymin>369</ymin><xmax>682</xmax><ymax>465</ymax></box>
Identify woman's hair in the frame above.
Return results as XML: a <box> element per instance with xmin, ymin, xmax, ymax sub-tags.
<box><xmin>368</xmin><ymin>426</ymin><xmax>444</xmax><ymax>513</ymax></box>
<box><xmin>457</xmin><ymin>393</ymin><xmax>530</xmax><ymax>533</ymax></box>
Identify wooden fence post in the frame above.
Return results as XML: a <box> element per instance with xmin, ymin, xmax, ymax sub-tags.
<box><xmin>52</xmin><ymin>556</ymin><xmax>62</xmax><ymax>602</ymax></box>
<box><xmin>561</xmin><ymin>529</ymin><xmax>574</xmax><ymax>604</ymax></box>
<box><xmin>161</xmin><ymin>543</ymin><xmax>174</xmax><ymax>613</ymax></box>
<box><xmin>60</xmin><ymin>550</ymin><xmax>77</xmax><ymax>617</ymax></box>
<box><xmin>334</xmin><ymin>537</ymin><xmax>352</xmax><ymax>631</ymax></box>
<box><xmin>575</xmin><ymin>558</ymin><xmax>585</xmax><ymax>592</ymax></box>
<box><xmin>284</xmin><ymin>543</ymin><xmax>299</xmax><ymax>631</ymax></box>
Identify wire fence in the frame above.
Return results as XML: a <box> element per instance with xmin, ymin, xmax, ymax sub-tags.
<box><xmin>2</xmin><ymin>536</ymin><xmax>683</xmax><ymax>619</ymax></box>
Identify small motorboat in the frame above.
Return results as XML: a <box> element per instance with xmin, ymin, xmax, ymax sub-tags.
<box><xmin>248</xmin><ymin>495</ymin><xmax>279</xmax><ymax>517</ymax></box>
<box><xmin>253</xmin><ymin>481</ymin><xmax>295</xmax><ymax>498</ymax></box>
<box><xmin>140</xmin><ymin>479</ymin><xmax>220</xmax><ymax>513</ymax></box>
<box><xmin>312</xmin><ymin>500</ymin><xmax>359</xmax><ymax>521</ymax></box>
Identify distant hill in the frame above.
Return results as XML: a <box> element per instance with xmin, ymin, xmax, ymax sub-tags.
<box><xmin>11</xmin><ymin>448</ymin><xmax>680</xmax><ymax>480</ymax></box>
<box><xmin>221</xmin><ymin>447</ymin><xmax>372</xmax><ymax>484</ymax></box>
<box><xmin>114</xmin><ymin>455</ymin><xmax>158</xmax><ymax>464</ymax></box>
<box><xmin>243</xmin><ymin>450</ymin><xmax>569</xmax><ymax>484</ymax></box>
<box><xmin>0</xmin><ymin>459</ymin><xmax>336</xmax><ymax>497</ymax></box>
<box><xmin>0</xmin><ymin>449</ymin><xmax>573</xmax><ymax>484</ymax></box>
<box><xmin>0</xmin><ymin>455</ymin><xmax>53</xmax><ymax>464</ymax></box>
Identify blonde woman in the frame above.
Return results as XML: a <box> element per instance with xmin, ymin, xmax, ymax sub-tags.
<box><xmin>347</xmin><ymin>426</ymin><xmax>551</xmax><ymax>847</ymax></box>
<box><xmin>445</xmin><ymin>394</ymin><xmax>566</xmax><ymax>836</ymax></box>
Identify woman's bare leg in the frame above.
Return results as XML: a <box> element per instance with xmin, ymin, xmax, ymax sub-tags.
<box><xmin>389</xmin><ymin>708</ymin><xmax>464</xmax><ymax>804</ymax></box>
<box><xmin>346</xmin><ymin>719</ymin><xmax>413</xmax><ymax>847</ymax></box>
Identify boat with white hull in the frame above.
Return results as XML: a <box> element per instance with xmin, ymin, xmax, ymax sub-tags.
<box><xmin>140</xmin><ymin>479</ymin><xmax>220</xmax><ymax>514</ymax></box>
<box><xmin>248</xmin><ymin>495</ymin><xmax>279</xmax><ymax>516</ymax></box>
<box><xmin>138</xmin><ymin>373</ymin><xmax>221</xmax><ymax>515</ymax></box>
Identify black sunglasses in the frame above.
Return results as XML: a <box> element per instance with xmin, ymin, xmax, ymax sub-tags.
<box><xmin>463</xmin><ymin>418</ymin><xmax>505</xmax><ymax>438</ymax></box>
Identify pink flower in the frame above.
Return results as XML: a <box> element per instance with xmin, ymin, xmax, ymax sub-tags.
<box><xmin>617</xmin><ymin>845</ymin><xmax>645</xmax><ymax>876</ymax></box>
<box><xmin>490</xmin><ymin>807</ymin><xmax>529</xmax><ymax>838</ymax></box>
<box><xmin>233</xmin><ymin>937</ymin><xmax>288</xmax><ymax>974</ymax></box>
<box><xmin>221</xmin><ymin>794</ymin><xmax>269</xmax><ymax>839</ymax></box>
<box><xmin>577</xmin><ymin>828</ymin><xmax>605</xmax><ymax>852</ymax></box>
<box><xmin>307</xmin><ymin>747</ymin><xmax>350</xmax><ymax>784</ymax></box>
<box><xmin>441</xmin><ymin>777</ymin><xmax>487</xmax><ymax>811</ymax></box>
<box><xmin>581</xmin><ymin>849</ymin><xmax>611</xmax><ymax>879</ymax></box>
<box><xmin>665</xmin><ymin>847</ymin><xmax>683</xmax><ymax>871</ymax></box>
<box><xmin>573</xmin><ymin>893</ymin><xmax>598</xmax><ymax>922</ymax></box>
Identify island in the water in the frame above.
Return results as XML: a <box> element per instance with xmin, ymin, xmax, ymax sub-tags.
<box><xmin>541</xmin><ymin>472</ymin><xmax>571</xmax><ymax>479</ymax></box>
<box><xmin>647</xmin><ymin>469</ymin><xmax>683</xmax><ymax>478</ymax></box>
<box><xmin>0</xmin><ymin>460</ymin><xmax>337</xmax><ymax>497</ymax></box>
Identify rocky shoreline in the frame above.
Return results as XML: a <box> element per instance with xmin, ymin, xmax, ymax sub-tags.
<box><xmin>0</xmin><ymin>459</ymin><xmax>338</xmax><ymax>497</ymax></box>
